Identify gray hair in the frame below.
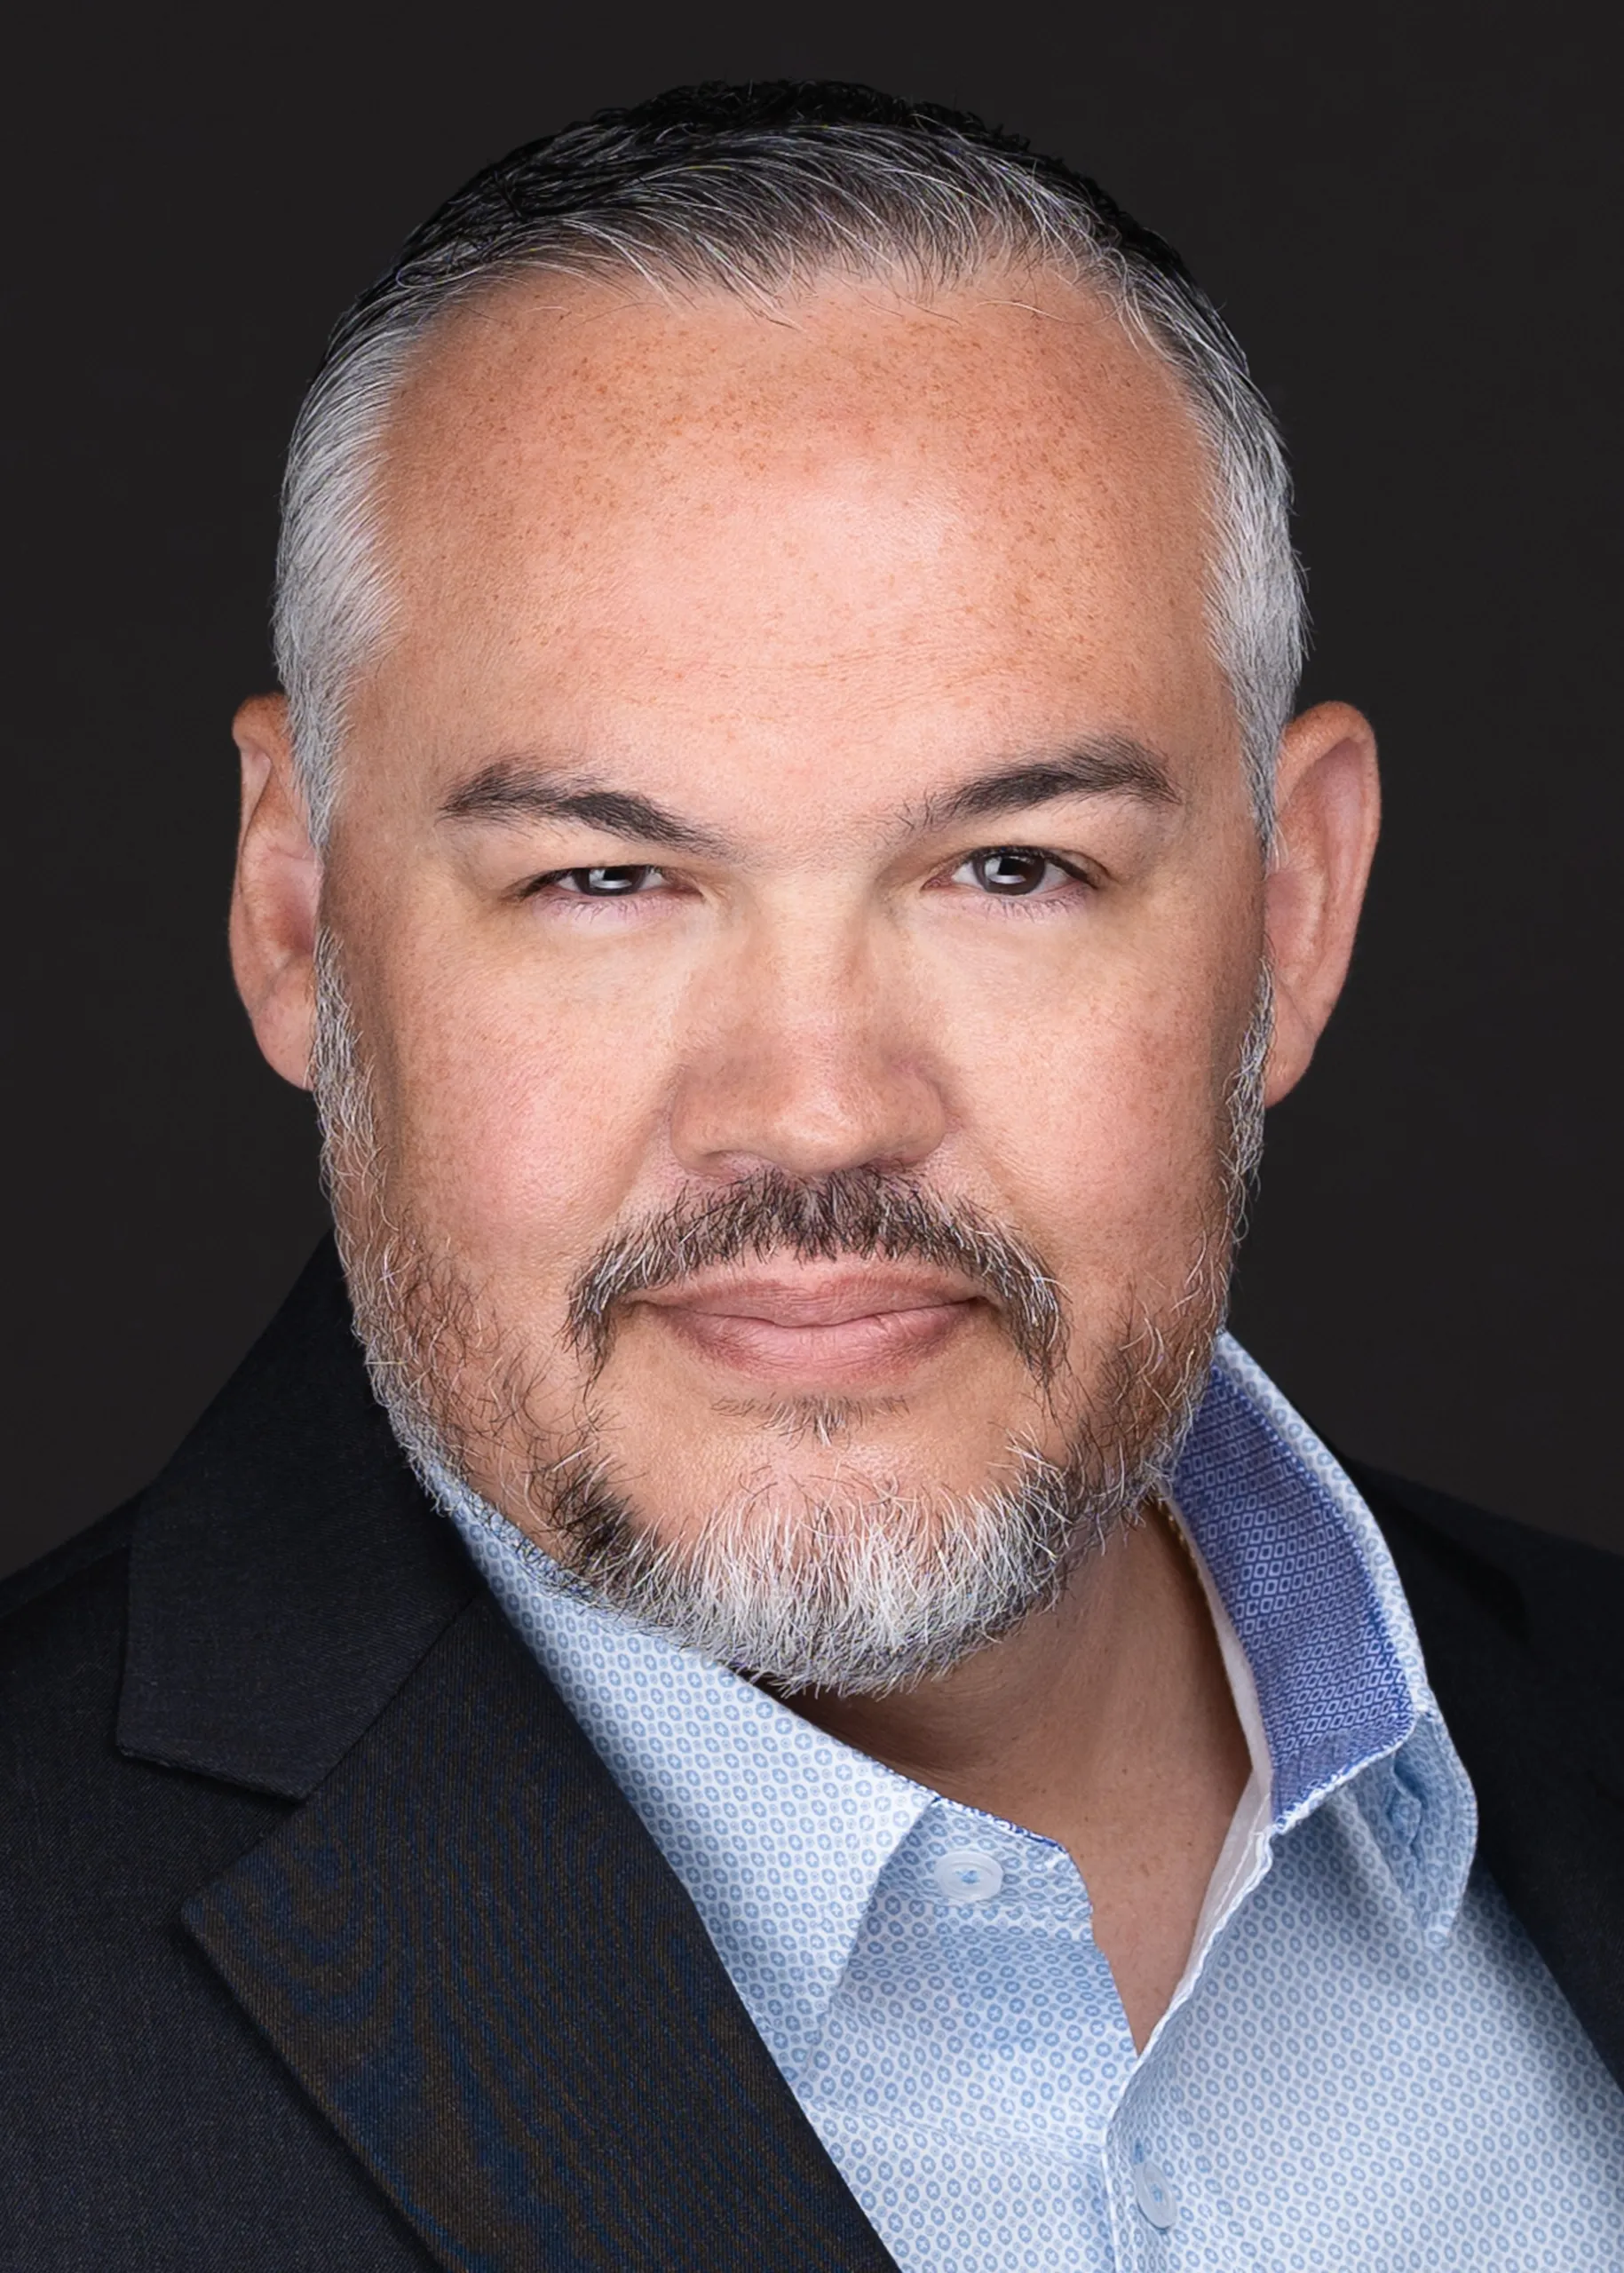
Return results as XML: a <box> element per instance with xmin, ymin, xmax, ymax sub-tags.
<box><xmin>273</xmin><ymin>84</ymin><xmax>1305</xmax><ymax>843</ymax></box>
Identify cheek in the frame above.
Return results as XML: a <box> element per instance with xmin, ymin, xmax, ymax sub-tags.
<box><xmin>361</xmin><ymin>947</ymin><xmax>684</xmax><ymax>1302</ymax></box>
<box><xmin>947</xmin><ymin>954</ymin><xmax>1243</xmax><ymax>1296</ymax></box>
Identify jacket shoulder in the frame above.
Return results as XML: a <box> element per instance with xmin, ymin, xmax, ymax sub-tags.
<box><xmin>0</xmin><ymin>1496</ymin><xmax>434</xmax><ymax>2265</ymax></box>
<box><xmin>0</xmin><ymin>1495</ymin><xmax>141</xmax><ymax>1625</ymax></box>
<box><xmin>1347</xmin><ymin>1458</ymin><xmax>1624</xmax><ymax>1683</ymax></box>
<box><xmin>0</xmin><ymin>1502</ymin><xmax>143</xmax><ymax>1772</ymax></box>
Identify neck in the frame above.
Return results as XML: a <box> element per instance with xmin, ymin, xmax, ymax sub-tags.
<box><xmin>788</xmin><ymin>1502</ymin><xmax>1251</xmax><ymax>2047</ymax></box>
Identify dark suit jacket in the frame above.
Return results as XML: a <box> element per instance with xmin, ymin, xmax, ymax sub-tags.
<box><xmin>4</xmin><ymin>1243</ymin><xmax>1620</xmax><ymax>2269</ymax></box>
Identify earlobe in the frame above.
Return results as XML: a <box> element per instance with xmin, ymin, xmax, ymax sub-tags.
<box><xmin>1262</xmin><ymin>701</ymin><xmax>1381</xmax><ymax>1105</ymax></box>
<box><xmin>229</xmin><ymin>694</ymin><xmax>323</xmax><ymax>1091</ymax></box>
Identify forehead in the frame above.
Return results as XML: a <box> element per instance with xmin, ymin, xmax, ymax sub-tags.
<box><xmin>364</xmin><ymin>268</ymin><xmax>1231</xmax><ymax>777</ymax></box>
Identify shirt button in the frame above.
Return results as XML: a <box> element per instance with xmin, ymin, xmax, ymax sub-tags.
<box><xmin>1131</xmin><ymin>2157</ymin><xmax>1176</xmax><ymax>2230</ymax></box>
<box><xmin>933</xmin><ymin>1848</ymin><xmax>1004</xmax><ymax>1904</ymax></box>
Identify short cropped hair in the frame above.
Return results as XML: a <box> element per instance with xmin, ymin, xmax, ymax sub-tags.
<box><xmin>273</xmin><ymin>81</ymin><xmax>1305</xmax><ymax>841</ymax></box>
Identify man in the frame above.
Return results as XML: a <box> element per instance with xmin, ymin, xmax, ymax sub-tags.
<box><xmin>4</xmin><ymin>80</ymin><xmax>1620</xmax><ymax>2270</ymax></box>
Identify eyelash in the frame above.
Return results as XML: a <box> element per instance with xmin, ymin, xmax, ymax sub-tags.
<box><xmin>522</xmin><ymin>865</ymin><xmax>669</xmax><ymax>900</ymax></box>
<box><xmin>521</xmin><ymin>847</ymin><xmax>1097</xmax><ymax>910</ymax></box>
<box><xmin>943</xmin><ymin>847</ymin><xmax>1093</xmax><ymax>902</ymax></box>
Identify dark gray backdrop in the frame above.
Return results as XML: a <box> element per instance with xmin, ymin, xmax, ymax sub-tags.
<box><xmin>6</xmin><ymin>0</ymin><xmax>1619</xmax><ymax>1578</ymax></box>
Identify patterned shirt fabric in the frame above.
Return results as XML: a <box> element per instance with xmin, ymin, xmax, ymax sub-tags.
<box><xmin>437</xmin><ymin>1335</ymin><xmax>1624</xmax><ymax>2269</ymax></box>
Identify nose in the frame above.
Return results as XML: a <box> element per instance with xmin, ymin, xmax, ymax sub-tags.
<box><xmin>667</xmin><ymin>910</ymin><xmax>950</xmax><ymax>1182</ymax></box>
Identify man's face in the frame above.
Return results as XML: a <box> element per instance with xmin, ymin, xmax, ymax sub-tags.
<box><xmin>302</xmin><ymin>271</ymin><xmax>1270</xmax><ymax>1678</ymax></box>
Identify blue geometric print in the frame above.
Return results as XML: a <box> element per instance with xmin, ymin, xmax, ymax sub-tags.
<box><xmin>437</xmin><ymin>1337</ymin><xmax>1624</xmax><ymax>2268</ymax></box>
<box><xmin>1172</xmin><ymin>1348</ymin><xmax>1417</xmax><ymax>1820</ymax></box>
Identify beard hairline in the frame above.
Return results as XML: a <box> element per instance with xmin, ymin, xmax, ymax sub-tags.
<box><xmin>311</xmin><ymin>929</ymin><xmax>1262</xmax><ymax>1693</ymax></box>
<box><xmin>378</xmin><ymin>1318</ymin><xmax>1205</xmax><ymax>1698</ymax></box>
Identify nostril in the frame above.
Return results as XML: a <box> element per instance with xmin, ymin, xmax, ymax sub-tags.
<box><xmin>667</xmin><ymin>1055</ymin><xmax>951</xmax><ymax>1184</ymax></box>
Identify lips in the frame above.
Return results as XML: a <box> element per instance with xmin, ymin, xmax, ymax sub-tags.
<box><xmin>636</xmin><ymin>1266</ymin><xmax>984</xmax><ymax>1383</ymax></box>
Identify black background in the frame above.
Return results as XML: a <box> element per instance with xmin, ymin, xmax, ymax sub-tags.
<box><xmin>5</xmin><ymin>1</ymin><xmax>1619</xmax><ymax>1579</ymax></box>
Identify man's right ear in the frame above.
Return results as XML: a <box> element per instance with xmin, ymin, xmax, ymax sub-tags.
<box><xmin>229</xmin><ymin>694</ymin><xmax>321</xmax><ymax>1090</ymax></box>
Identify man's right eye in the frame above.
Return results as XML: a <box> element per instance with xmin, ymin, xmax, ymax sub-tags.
<box><xmin>531</xmin><ymin>865</ymin><xmax>668</xmax><ymax>897</ymax></box>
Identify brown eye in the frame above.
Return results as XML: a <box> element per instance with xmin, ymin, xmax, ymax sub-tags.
<box><xmin>546</xmin><ymin>865</ymin><xmax>666</xmax><ymax>896</ymax></box>
<box><xmin>955</xmin><ymin>848</ymin><xmax>1073</xmax><ymax>897</ymax></box>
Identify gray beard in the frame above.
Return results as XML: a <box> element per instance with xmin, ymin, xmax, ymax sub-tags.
<box><xmin>312</xmin><ymin>931</ymin><xmax>1269</xmax><ymax>1696</ymax></box>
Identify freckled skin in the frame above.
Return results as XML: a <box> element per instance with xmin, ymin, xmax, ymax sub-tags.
<box><xmin>230</xmin><ymin>268</ymin><xmax>1379</xmax><ymax>2043</ymax></box>
<box><xmin>327</xmin><ymin>277</ymin><xmax>1259</xmax><ymax>1518</ymax></box>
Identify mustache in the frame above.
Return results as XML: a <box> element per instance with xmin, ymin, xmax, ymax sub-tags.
<box><xmin>564</xmin><ymin>1167</ymin><xmax>1068</xmax><ymax>1386</ymax></box>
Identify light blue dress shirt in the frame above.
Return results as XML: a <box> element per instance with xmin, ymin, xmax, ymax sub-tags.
<box><xmin>437</xmin><ymin>1335</ymin><xmax>1624</xmax><ymax>2268</ymax></box>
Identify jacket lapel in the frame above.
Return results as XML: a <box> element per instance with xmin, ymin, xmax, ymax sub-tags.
<box><xmin>118</xmin><ymin>1241</ymin><xmax>480</xmax><ymax>1798</ymax></box>
<box><xmin>121</xmin><ymin>1244</ymin><xmax>897</xmax><ymax>2272</ymax></box>
<box><xmin>182</xmin><ymin>1592</ymin><xmax>896</xmax><ymax>2273</ymax></box>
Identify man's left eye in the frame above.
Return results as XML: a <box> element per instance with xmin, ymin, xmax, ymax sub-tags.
<box><xmin>541</xmin><ymin>865</ymin><xmax>668</xmax><ymax>896</ymax></box>
<box><xmin>953</xmin><ymin>848</ymin><xmax>1079</xmax><ymax>898</ymax></box>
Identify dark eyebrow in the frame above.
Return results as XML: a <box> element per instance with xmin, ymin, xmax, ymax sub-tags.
<box><xmin>440</xmin><ymin>737</ymin><xmax>1177</xmax><ymax>859</ymax></box>
<box><xmin>439</xmin><ymin>761</ymin><xmax>732</xmax><ymax>857</ymax></box>
<box><xmin>923</xmin><ymin>740</ymin><xmax>1181</xmax><ymax>829</ymax></box>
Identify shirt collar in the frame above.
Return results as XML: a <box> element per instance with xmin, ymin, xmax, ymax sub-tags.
<box><xmin>1175</xmin><ymin>1335</ymin><xmax>1475</xmax><ymax>1939</ymax></box>
<box><xmin>434</xmin><ymin>1330</ymin><xmax>1477</xmax><ymax>1988</ymax></box>
<box><xmin>440</xmin><ymin>1481</ymin><xmax>931</xmax><ymax>2069</ymax></box>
